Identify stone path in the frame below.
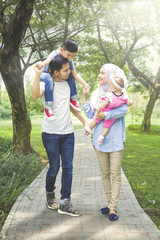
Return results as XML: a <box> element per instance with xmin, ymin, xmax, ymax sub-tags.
<box><xmin>1</xmin><ymin>129</ymin><xmax>160</xmax><ymax>240</ymax></box>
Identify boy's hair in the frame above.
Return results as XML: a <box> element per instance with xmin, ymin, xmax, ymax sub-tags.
<box><xmin>49</xmin><ymin>55</ymin><xmax>68</xmax><ymax>74</ymax></box>
<box><xmin>62</xmin><ymin>39</ymin><xmax>78</xmax><ymax>52</ymax></box>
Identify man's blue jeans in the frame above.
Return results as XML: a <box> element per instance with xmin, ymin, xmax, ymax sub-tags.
<box><xmin>40</xmin><ymin>72</ymin><xmax>77</xmax><ymax>102</ymax></box>
<box><xmin>42</xmin><ymin>132</ymin><xmax>74</xmax><ymax>199</ymax></box>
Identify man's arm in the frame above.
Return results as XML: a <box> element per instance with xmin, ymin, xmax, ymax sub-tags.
<box><xmin>32</xmin><ymin>65</ymin><xmax>45</xmax><ymax>100</ymax></box>
<box><xmin>70</xmin><ymin>107</ymin><xmax>88</xmax><ymax>126</ymax></box>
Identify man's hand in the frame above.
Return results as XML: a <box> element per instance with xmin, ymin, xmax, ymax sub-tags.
<box><xmin>34</xmin><ymin>64</ymin><xmax>44</xmax><ymax>75</ymax></box>
<box><xmin>35</xmin><ymin>62</ymin><xmax>44</xmax><ymax>70</ymax></box>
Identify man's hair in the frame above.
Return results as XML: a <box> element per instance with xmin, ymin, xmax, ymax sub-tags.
<box><xmin>62</xmin><ymin>39</ymin><xmax>78</xmax><ymax>52</ymax></box>
<box><xmin>49</xmin><ymin>55</ymin><xmax>68</xmax><ymax>74</ymax></box>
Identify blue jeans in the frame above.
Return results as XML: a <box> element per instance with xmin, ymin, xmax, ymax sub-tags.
<box><xmin>40</xmin><ymin>72</ymin><xmax>77</xmax><ymax>102</ymax></box>
<box><xmin>42</xmin><ymin>132</ymin><xmax>74</xmax><ymax>199</ymax></box>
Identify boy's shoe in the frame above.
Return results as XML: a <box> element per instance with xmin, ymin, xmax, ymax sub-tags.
<box><xmin>70</xmin><ymin>100</ymin><xmax>81</xmax><ymax>112</ymax></box>
<box><xmin>44</xmin><ymin>108</ymin><xmax>56</xmax><ymax>120</ymax></box>
<box><xmin>46</xmin><ymin>192</ymin><xmax>59</xmax><ymax>210</ymax></box>
<box><xmin>58</xmin><ymin>199</ymin><xmax>82</xmax><ymax>217</ymax></box>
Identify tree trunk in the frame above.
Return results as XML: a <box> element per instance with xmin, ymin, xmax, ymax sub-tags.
<box><xmin>1</xmin><ymin>52</ymin><xmax>33</xmax><ymax>154</ymax></box>
<box><xmin>141</xmin><ymin>90</ymin><xmax>159</xmax><ymax>132</ymax></box>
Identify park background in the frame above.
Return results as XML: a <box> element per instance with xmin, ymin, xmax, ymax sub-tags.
<box><xmin>0</xmin><ymin>0</ymin><xmax>160</xmax><ymax>235</ymax></box>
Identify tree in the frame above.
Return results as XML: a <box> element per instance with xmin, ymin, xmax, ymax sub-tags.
<box><xmin>95</xmin><ymin>1</ymin><xmax>160</xmax><ymax>131</ymax></box>
<box><xmin>0</xmin><ymin>0</ymin><xmax>35</xmax><ymax>153</ymax></box>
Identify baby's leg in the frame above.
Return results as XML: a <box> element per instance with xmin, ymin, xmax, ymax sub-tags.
<box><xmin>84</xmin><ymin>118</ymin><xmax>101</xmax><ymax>135</ymax></box>
<box><xmin>101</xmin><ymin>127</ymin><xmax>109</xmax><ymax>137</ymax></box>
<box><xmin>89</xmin><ymin>119</ymin><xmax>97</xmax><ymax>130</ymax></box>
<box><xmin>97</xmin><ymin>128</ymin><xmax>109</xmax><ymax>145</ymax></box>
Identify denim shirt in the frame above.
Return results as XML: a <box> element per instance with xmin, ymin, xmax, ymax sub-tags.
<box><xmin>82</xmin><ymin>102</ymin><xmax>128</xmax><ymax>153</ymax></box>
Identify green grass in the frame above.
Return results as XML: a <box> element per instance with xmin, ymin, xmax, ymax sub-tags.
<box><xmin>123</xmin><ymin>124</ymin><xmax>160</xmax><ymax>227</ymax></box>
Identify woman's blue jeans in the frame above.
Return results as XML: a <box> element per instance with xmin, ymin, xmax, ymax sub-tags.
<box><xmin>40</xmin><ymin>72</ymin><xmax>77</xmax><ymax>102</ymax></box>
<box><xmin>42</xmin><ymin>132</ymin><xmax>74</xmax><ymax>199</ymax></box>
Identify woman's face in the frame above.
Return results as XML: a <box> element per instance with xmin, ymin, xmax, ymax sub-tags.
<box><xmin>98</xmin><ymin>67</ymin><xmax>107</xmax><ymax>85</ymax></box>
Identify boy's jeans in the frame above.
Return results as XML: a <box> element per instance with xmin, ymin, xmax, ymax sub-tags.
<box><xmin>42</xmin><ymin>132</ymin><xmax>74</xmax><ymax>199</ymax></box>
<box><xmin>40</xmin><ymin>72</ymin><xmax>77</xmax><ymax>102</ymax></box>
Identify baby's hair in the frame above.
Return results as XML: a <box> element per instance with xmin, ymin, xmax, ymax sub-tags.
<box><xmin>62</xmin><ymin>39</ymin><xmax>78</xmax><ymax>53</ymax></box>
<box><xmin>114</xmin><ymin>76</ymin><xmax>124</xmax><ymax>88</ymax></box>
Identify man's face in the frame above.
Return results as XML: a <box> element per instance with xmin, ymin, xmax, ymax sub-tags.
<box><xmin>61</xmin><ymin>49</ymin><xmax>77</xmax><ymax>60</ymax></box>
<box><xmin>57</xmin><ymin>62</ymin><xmax>70</xmax><ymax>80</ymax></box>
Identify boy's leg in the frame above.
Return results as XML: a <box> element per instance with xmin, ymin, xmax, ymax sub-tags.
<box><xmin>67</xmin><ymin>73</ymin><xmax>81</xmax><ymax>112</ymax></box>
<box><xmin>40</xmin><ymin>72</ymin><xmax>56</xmax><ymax>120</ymax></box>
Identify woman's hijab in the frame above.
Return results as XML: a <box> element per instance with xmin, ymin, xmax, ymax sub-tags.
<box><xmin>90</xmin><ymin>64</ymin><xmax>128</xmax><ymax>111</ymax></box>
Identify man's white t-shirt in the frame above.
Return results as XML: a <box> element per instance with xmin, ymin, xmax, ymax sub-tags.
<box><xmin>40</xmin><ymin>80</ymin><xmax>73</xmax><ymax>134</ymax></box>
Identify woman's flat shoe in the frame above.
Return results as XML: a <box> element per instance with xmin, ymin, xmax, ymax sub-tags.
<box><xmin>100</xmin><ymin>207</ymin><xmax>110</xmax><ymax>214</ymax></box>
<box><xmin>109</xmin><ymin>212</ymin><xmax>119</xmax><ymax>221</ymax></box>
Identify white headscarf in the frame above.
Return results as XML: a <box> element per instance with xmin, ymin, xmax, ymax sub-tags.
<box><xmin>90</xmin><ymin>64</ymin><xmax>128</xmax><ymax>111</ymax></box>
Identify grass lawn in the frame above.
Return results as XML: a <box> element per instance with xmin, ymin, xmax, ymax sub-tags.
<box><xmin>0</xmin><ymin>116</ymin><xmax>160</xmax><ymax>229</ymax></box>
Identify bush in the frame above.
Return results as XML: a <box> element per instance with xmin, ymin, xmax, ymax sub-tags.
<box><xmin>0</xmin><ymin>137</ymin><xmax>12</xmax><ymax>158</ymax></box>
<box><xmin>0</xmin><ymin>152</ymin><xmax>44</xmax><ymax>229</ymax></box>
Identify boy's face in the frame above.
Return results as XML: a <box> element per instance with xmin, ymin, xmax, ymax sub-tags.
<box><xmin>55</xmin><ymin>62</ymin><xmax>70</xmax><ymax>80</ymax></box>
<box><xmin>60</xmin><ymin>49</ymin><xmax>77</xmax><ymax>60</ymax></box>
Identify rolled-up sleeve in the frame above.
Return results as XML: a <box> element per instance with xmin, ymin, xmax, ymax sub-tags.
<box><xmin>104</xmin><ymin>104</ymin><xmax>128</xmax><ymax>120</ymax></box>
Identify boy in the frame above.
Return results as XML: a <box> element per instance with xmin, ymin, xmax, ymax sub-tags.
<box><xmin>37</xmin><ymin>39</ymin><xmax>90</xmax><ymax>120</ymax></box>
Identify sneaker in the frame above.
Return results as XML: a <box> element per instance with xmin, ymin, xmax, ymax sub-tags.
<box><xmin>46</xmin><ymin>192</ymin><xmax>59</xmax><ymax>210</ymax></box>
<box><xmin>44</xmin><ymin>108</ymin><xmax>56</xmax><ymax>120</ymax></box>
<box><xmin>58</xmin><ymin>199</ymin><xmax>82</xmax><ymax>217</ymax></box>
<box><xmin>70</xmin><ymin>100</ymin><xmax>81</xmax><ymax>112</ymax></box>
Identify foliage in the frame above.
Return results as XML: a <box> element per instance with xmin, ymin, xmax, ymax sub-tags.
<box><xmin>0</xmin><ymin>92</ymin><xmax>12</xmax><ymax>120</ymax></box>
<box><xmin>25</xmin><ymin>81</ymin><xmax>44</xmax><ymax>114</ymax></box>
<box><xmin>0</xmin><ymin>151</ymin><xmax>44</xmax><ymax>229</ymax></box>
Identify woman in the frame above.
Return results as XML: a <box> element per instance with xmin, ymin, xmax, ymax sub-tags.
<box><xmin>82</xmin><ymin>64</ymin><xmax>128</xmax><ymax>221</ymax></box>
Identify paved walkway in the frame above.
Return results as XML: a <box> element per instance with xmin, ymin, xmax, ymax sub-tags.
<box><xmin>1</xmin><ymin>129</ymin><xmax>160</xmax><ymax>240</ymax></box>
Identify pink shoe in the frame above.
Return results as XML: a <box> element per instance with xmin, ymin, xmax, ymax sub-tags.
<box><xmin>44</xmin><ymin>108</ymin><xmax>56</xmax><ymax>121</ymax></box>
<box><xmin>70</xmin><ymin>100</ymin><xmax>81</xmax><ymax>112</ymax></box>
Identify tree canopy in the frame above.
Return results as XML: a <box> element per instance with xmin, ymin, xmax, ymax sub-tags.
<box><xmin>0</xmin><ymin>0</ymin><xmax>160</xmax><ymax>153</ymax></box>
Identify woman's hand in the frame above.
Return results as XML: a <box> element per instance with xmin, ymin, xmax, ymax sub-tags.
<box><xmin>82</xmin><ymin>87</ymin><xmax>89</xmax><ymax>104</ymax></box>
<box><xmin>82</xmin><ymin>86</ymin><xmax>89</xmax><ymax>96</ymax></box>
<box><xmin>95</xmin><ymin>110</ymin><xmax>105</xmax><ymax>119</ymax></box>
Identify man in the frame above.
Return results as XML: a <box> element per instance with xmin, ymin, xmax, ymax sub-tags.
<box><xmin>32</xmin><ymin>55</ymin><xmax>83</xmax><ymax>216</ymax></box>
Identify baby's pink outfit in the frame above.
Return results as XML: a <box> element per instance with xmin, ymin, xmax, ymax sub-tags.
<box><xmin>94</xmin><ymin>91</ymin><xmax>128</xmax><ymax>128</ymax></box>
